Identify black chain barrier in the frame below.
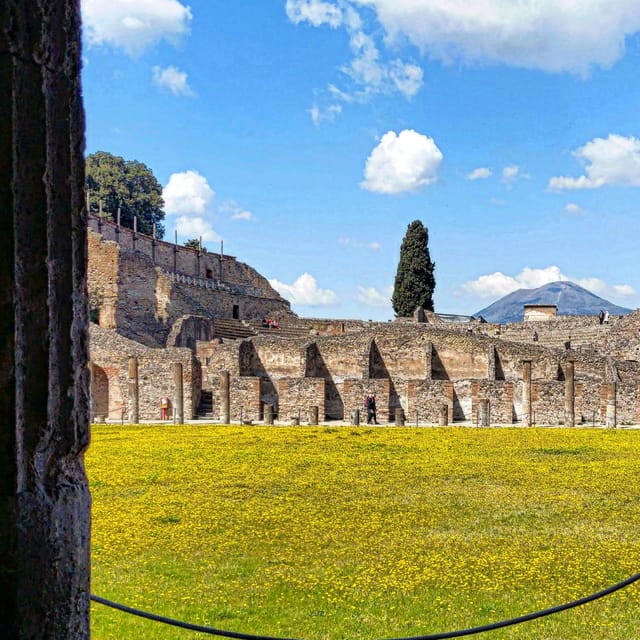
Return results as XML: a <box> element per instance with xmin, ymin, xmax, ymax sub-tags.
<box><xmin>91</xmin><ymin>570</ymin><xmax>640</xmax><ymax>639</ymax></box>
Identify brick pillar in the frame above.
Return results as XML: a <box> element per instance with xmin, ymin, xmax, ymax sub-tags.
<box><xmin>606</xmin><ymin>382</ymin><xmax>617</xmax><ymax>427</ymax></box>
<box><xmin>564</xmin><ymin>360</ymin><xmax>575</xmax><ymax>427</ymax></box>
<box><xmin>173</xmin><ymin>362</ymin><xmax>184</xmax><ymax>424</ymax></box>
<box><xmin>522</xmin><ymin>361</ymin><xmax>532</xmax><ymax>426</ymax></box>
<box><xmin>0</xmin><ymin>1</ymin><xmax>91</xmax><ymax>636</ymax></box>
<box><xmin>479</xmin><ymin>399</ymin><xmax>490</xmax><ymax>426</ymax></box>
<box><xmin>220</xmin><ymin>371</ymin><xmax>230</xmax><ymax>424</ymax></box>
<box><xmin>128</xmin><ymin>357</ymin><xmax>139</xmax><ymax>423</ymax></box>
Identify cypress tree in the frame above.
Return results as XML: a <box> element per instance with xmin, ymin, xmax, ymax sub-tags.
<box><xmin>392</xmin><ymin>220</ymin><xmax>436</xmax><ymax>316</ymax></box>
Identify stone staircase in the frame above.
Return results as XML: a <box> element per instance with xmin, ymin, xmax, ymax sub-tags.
<box><xmin>247</xmin><ymin>319</ymin><xmax>312</xmax><ymax>339</ymax></box>
<box><xmin>195</xmin><ymin>389</ymin><xmax>215</xmax><ymax>420</ymax></box>
<box><xmin>211</xmin><ymin>318</ymin><xmax>257</xmax><ymax>340</ymax></box>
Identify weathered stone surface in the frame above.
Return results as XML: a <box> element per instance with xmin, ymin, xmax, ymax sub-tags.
<box><xmin>1</xmin><ymin>1</ymin><xmax>90</xmax><ymax>636</ymax></box>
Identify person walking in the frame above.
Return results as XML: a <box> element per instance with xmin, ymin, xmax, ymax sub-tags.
<box><xmin>366</xmin><ymin>392</ymin><xmax>377</xmax><ymax>424</ymax></box>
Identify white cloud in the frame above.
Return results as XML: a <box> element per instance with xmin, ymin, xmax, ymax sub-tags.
<box><xmin>357</xmin><ymin>285</ymin><xmax>393</xmax><ymax>307</ymax></box>
<box><xmin>564</xmin><ymin>202</ymin><xmax>584</xmax><ymax>215</ymax></box>
<box><xmin>164</xmin><ymin>170</ymin><xmax>215</xmax><ymax>216</ymax></box>
<box><xmin>82</xmin><ymin>0</ymin><xmax>192</xmax><ymax>56</ymax></box>
<box><xmin>269</xmin><ymin>273</ymin><xmax>339</xmax><ymax>306</ymax></box>
<box><xmin>219</xmin><ymin>200</ymin><xmax>254</xmax><ymax>221</ymax></box>
<box><xmin>173</xmin><ymin>216</ymin><xmax>221</xmax><ymax>242</ymax></box>
<box><xmin>355</xmin><ymin>0</ymin><xmax>640</xmax><ymax>74</ymax></box>
<box><xmin>501</xmin><ymin>164</ymin><xmax>527</xmax><ymax>185</ymax></box>
<box><xmin>152</xmin><ymin>65</ymin><xmax>194</xmax><ymax>96</ymax></box>
<box><xmin>467</xmin><ymin>167</ymin><xmax>492</xmax><ymax>180</ymax></box>
<box><xmin>285</xmin><ymin>0</ymin><xmax>343</xmax><ymax>28</ymax></box>
<box><xmin>548</xmin><ymin>134</ymin><xmax>640</xmax><ymax>190</ymax></box>
<box><xmin>361</xmin><ymin>129</ymin><xmax>443</xmax><ymax>194</ymax></box>
<box><xmin>338</xmin><ymin>237</ymin><xmax>381</xmax><ymax>250</ymax></box>
<box><xmin>459</xmin><ymin>266</ymin><xmax>635</xmax><ymax>300</ymax></box>
<box><xmin>309</xmin><ymin>103</ymin><xmax>343</xmax><ymax>126</ymax></box>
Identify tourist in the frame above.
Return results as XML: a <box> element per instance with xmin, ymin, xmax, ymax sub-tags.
<box><xmin>604</xmin><ymin>310</ymin><xmax>610</xmax><ymax>324</ymax></box>
<box><xmin>599</xmin><ymin>310</ymin><xmax>605</xmax><ymax>325</ymax></box>
<box><xmin>366</xmin><ymin>393</ymin><xmax>377</xmax><ymax>424</ymax></box>
<box><xmin>533</xmin><ymin>331</ymin><xmax>538</xmax><ymax>342</ymax></box>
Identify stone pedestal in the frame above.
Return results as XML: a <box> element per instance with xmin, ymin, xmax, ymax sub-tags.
<box><xmin>350</xmin><ymin>409</ymin><xmax>360</xmax><ymax>426</ymax></box>
<box><xmin>308</xmin><ymin>405</ymin><xmax>319</xmax><ymax>425</ymax></box>
<box><xmin>395</xmin><ymin>407</ymin><xmax>405</xmax><ymax>426</ymax></box>
<box><xmin>439</xmin><ymin>404</ymin><xmax>448</xmax><ymax>426</ymax></box>
<box><xmin>264</xmin><ymin>403</ymin><xmax>274</xmax><ymax>425</ymax></box>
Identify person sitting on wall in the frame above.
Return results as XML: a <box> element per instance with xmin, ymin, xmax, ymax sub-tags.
<box><xmin>262</xmin><ymin>316</ymin><xmax>269</xmax><ymax>327</ymax></box>
<box><xmin>533</xmin><ymin>331</ymin><xmax>538</xmax><ymax>342</ymax></box>
<box><xmin>565</xmin><ymin>336</ymin><xmax>571</xmax><ymax>350</ymax></box>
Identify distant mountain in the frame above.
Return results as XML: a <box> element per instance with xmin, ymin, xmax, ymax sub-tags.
<box><xmin>474</xmin><ymin>281</ymin><xmax>633</xmax><ymax>324</ymax></box>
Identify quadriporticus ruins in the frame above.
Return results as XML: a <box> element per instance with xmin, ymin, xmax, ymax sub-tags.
<box><xmin>89</xmin><ymin>214</ymin><xmax>640</xmax><ymax>426</ymax></box>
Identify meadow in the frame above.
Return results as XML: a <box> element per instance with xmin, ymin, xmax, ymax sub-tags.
<box><xmin>87</xmin><ymin>425</ymin><xmax>640</xmax><ymax>640</ymax></box>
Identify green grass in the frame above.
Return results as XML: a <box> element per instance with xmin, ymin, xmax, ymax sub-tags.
<box><xmin>87</xmin><ymin>425</ymin><xmax>640</xmax><ymax>639</ymax></box>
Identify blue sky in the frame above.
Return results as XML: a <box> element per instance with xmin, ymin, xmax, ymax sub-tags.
<box><xmin>81</xmin><ymin>0</ymin><xmax>640</xmax><ymax>321</ymax></box>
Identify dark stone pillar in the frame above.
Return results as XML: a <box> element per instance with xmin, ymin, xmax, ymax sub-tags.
<box><xmin>425</xmin><ymin>341</ymin><xmax>433</xmax><ymax>380</ymax></box>
<box><xmin>522</xmin><ymin>360</ymin><xmax>532</xmax><ymax>426</ymax></box>
<box><xmin>564</xmin><ymin>360</ymin><xmax>575</xmax><ymax>427</ymax></box>
<box><xmin>487</xmin><ymin>345</ymin><xmax>497</xmax><ymax>380</ymax></box>
<box><xmin>0</xmin><ymin>2</ymin><xmax>91</xmax><ymax>637</ymax></box>
<box><xmin>220</xmin><ymin>371</ymin><xmax>230</xmax><ymax>424</ymax></box>
<box><xmin>173</xmin><ymin>362</ymin><xmax>184</xmax><ymax>424</ymax></box>
<box><xmin>128</xmin><ymin>357</ymin><xmax>139</xmax><ymax>423</ymax></box>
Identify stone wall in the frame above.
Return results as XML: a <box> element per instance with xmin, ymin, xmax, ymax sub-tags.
<box><xmin>90</xmin><ymin>325</ymin><xmax>196</xmax><ymax>421</ymax></box>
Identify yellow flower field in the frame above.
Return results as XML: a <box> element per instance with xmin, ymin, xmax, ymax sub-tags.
<box><xmin>87</xmin><ymin>425</ymin><xmax>640</xmax><ymax>639</ymax></box>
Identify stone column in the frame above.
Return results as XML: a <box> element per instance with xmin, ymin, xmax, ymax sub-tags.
<box><xmin>173</xmin><ymin>362</ymin><xmax>184</xmax><ymax>424</ymax></box>
<box><xmin>487</xmin><ymin>345</ymin><xmax>497</xmax><ymax>381</ymax></box>
<box><xmin>606</xmin><ymin>382</ymin><xmax>617</xmax><ymax>427</ymax></box>
<box><xmin>0</xmin><ymin>2</ymin><xmax>91</xmax><ymax>636</ymax></box>
<box><xmin>395</xmin><ymin>407</ymin><xmax>405</xmax><ymax>426</ymax></box>
<box><xmin>425</xmin><ymin>341</ymin><xmax>433</xmax><ymax>380</ymax></box>
<box><xmin>308</xmin><ymin>405</ymin><xmax>319</xmax><ymax>425</ymax></box>
<box><xmin>522</xmin><ymin>360</ymin><xmax>532</xmax><ymax>426</ymax></box>
<box><xmin>564</xmin><ymin>360</ymin><xmax>575</xmax><ymax>427</ymax></box>
<box><xmin>264</xmin><ymin>403</ymin><xmax>274</xmax><ymax>425</ymax></box>
<box><xmin>128</xmin><ymin>357</ymin><xmax>139</xmax><ymax>423</ymax></box>
<box><xmin>439</xmin><ymin>404</ymin><xmax>448</xmax><ymax>426</ymax></box>
<box><xmin>478</xmin><ymin>399</ymin><xmax>490</xmax><ymax>426</ymax></box>
<box><xmin>220</xmin><ymin>371</ymin><xmax>230</xmax><ymax>424</ymax></box>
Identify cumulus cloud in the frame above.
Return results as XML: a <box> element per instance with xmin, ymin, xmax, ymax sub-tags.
<box><xmin>501</xmin><ymin>164</ymin><xmax>529</xmax><ymax>185</ymax></box>
<box><xmin>152</xmin><ymin>65</ymin><xmax>194</xmax><ymax>96</ymax></box>
<box><xmin>548</xmin><ymin>134</ymin><xmax>640</xmax><ymax>190</ymax></box>
<box><xmin>173</xmin><ymin>216</ymin><xmax>221</xmax><ymax>242</ymax></box>
<box><xmin>164</xmin><ymin>170</ymin><xmax>215</xmax><ymax>216</ymax></box>
<box><xmin>356</xmin><ymin>0</ymin><xmax>640</xmax><ymax>75</ymax></box>
<box><xmin>82</xmin><ymin>0</ymin><xmax>192</xmax><ymax>56</ymax></box>
<box><xmin>459</xmin><ymin>266</ymin><xmax>635</xmax><ymax>300</ymax></box>
<box><xmin>361</xmin><ymin>129</ymin><xmax>443</xmax><ymax>194</ymax></box>
<box><xmin>357</xmin><ymin>285</ymin><xmax>393</xmax><ymax>307</ymax></box>
<box><xmin>163</xmin><ymin>170</ymin><xmax>219</xmax><ymax>241</ymax></box>
<box><xmin>269</xmin><ymin>273</ymin><xmax>339</xmax><ymax>306</ymax></box>
<box><xmin>467</xmin><ymin>167</ymin><xmax>492</xmax><ymax>180</ymax></box>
